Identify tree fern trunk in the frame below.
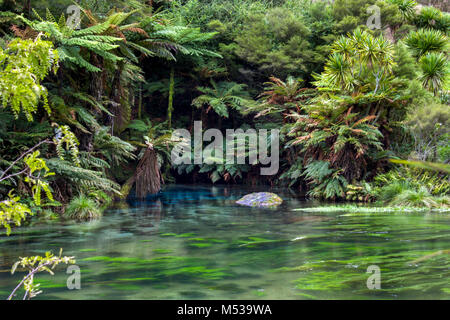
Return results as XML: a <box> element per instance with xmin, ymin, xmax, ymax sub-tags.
<box><xmin>167</xmin><ymin>66</ymin><xmax>175</xmax><ymax>129</ymax></box>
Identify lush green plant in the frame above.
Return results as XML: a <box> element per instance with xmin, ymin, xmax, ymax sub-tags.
<box><xmin>192</xmin><ymin>80</ymin><xmax>252</xmax><ymax>118</ymax></box>
<box><xmin>279</xmin><ymin>157</ymin><xmax>303</xmax><ymax>188</ymax></box>
<box><xmin>0</xmin><ymin>191</ymin><xmax>32</xmax><ymax>236</ymax></box>
<box><xmin>372</xmin><ymin>171</ymin><xmax>450</xmax><ymax>208</ymax></box>
<box><xmin>93</xmin><ymin>127</ymin><xmax>136</xmax><ymax>166</ymax></box>
<box><xmin>54</xmin><ymin>124</ymin><xmax>81</xmax><ymax>165</ymax></box>
<box><xmin>387</xmin><ymin>0</ymin><xmax>417</xmax><ymax>22</ymax></box>
<box><xmin>65</xmin><ymin>194</ymin><xmax>102</xmax><ymax>221</ymax></box>
<box><xmin>345</xmin><ymin>182</ymin><xmax>374</xmax><ymax>202</ymax></box>
<box><xmin>234</xmin><ymin>7</ymin><xmax>322</xmax><ymax>79</ymax></box>
<box><xmin>22</xmin><ymin>150</ymin><xmax>55</xmax><ymax>206</ymax></box>
<box><xmin>0</xmin><ymin>125</ymin><xmax>81</xmax><ymax>234</ymax></box>
<box><xmin>8</xmin><ymin>249</ymin><xmax>75</xmax><ymax>300</ymax></box>
<box><xmin>0</xmin><ymin>37</ymin><xmax>58</xmax><ymax>121</ymax></box>
<box><xmin>253</xmin><ymin>29</ymin><xmax>403</xmax><ymax>198</ymax></box>
<box><xmin>376</xmin><ymin>180</ymin><xmax>412</xmax><ymax>203</ymax></box>
<box><xmin>332</xmin><ymin>0</ymin><xmax>403</xmax><ymax>34</ymax></box>
<box><xmin>392</xmin><ymin>41</ymin><xmax>419</xmax><ymax>81</ymax></box>
<box><xmin>390</xmin><ymin>186</ymin><xmax>441</xmax><ymax>208</ymax></box>
<box><xmin>0</xmin><ymin>125</ymin><xmax>81</xmax><ymax>203</ymax></box>
<box><xmin>46</xmin><ymin>158</ymin><xmax>121</xmax><ymax>196</ymax></box>
<box><xmin>413</xmin><ymin>5</ymin><xmax>450</xmax><ymax>33</ymax></box>
<box><xmin>373</xmin><ymin>166</ymin><xmax>450</xmax><ymax>196</ymax></box>
<box><xmin>122</xmin><ymin>119</ymin><xmax>175</xmax><ymax>198</ymax></box>
<box><xmin>406</xmin><ymin>101</ymin><xmax>450</xmax><ymax>161</ymax></box>
<box><xmin>405</xmin><ymin>29</ymin><xmax>447</xmax><ymax>58</ymax></box>
<box><xmin>173</xmin><ymin>122</ymin><xmax>281</xmax><ymax>184</ymax></box>
<box><xmin>16</xmin><ymin>10</ymin><xmax>123</xmax><ymax>73</ymax></box>
<box><xmin>244</xmin><ymin>76</ymin><xmax>314</xmax><ymax>118</ymax></box>
<box><xmin>288</xmin><ymin>105</ymin><xmax>384</xmax><ymax>183</ymax></box>
<box><xmin>371</xmin><ymin>164</ymin><xmax>450</xmax><ymax>208</ymax></box>
<box><xmin>315</xmin><ymin>28</ymin><xmax>396</xmax><ymax>93</ymax></box>
<box><xmin>419</xmin><ymin>52</ymin><xmax>448</xmax><ymax>95</ymax></box>
<box><xmin>173</xmin><ymin>129</ymin><xmax>253</xmax><ymax>184</ymax></box>
<box><xmin>302</xmin><ymin>161</ymin><xmax>348</xmax><ymax>200</ymax></box>
<box><xmin>372</xmin><ymin>177</ymin><xmax>449</xmax><ymax>209</ymax></box>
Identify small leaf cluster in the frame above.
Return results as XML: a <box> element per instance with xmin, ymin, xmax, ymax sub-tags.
<box><xmin>9</xmin><ymin>249</ymin><xmax>75</xmax><ymax>300</ymax></box>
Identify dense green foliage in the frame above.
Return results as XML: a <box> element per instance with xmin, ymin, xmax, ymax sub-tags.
<box><xmin>0</xmin><ymin>37</ymin><xmax>57</xmax><ymax>120</ymax></box>
<box><xmin>8</xmin><ymin>249</ymin><xmax>75</xmax><ymax>300</ymax></box>
<box><xmin>65</xmin><ymin>194</ymin><xmax>102</xmax><ymax>221</ymax></box>
<box><xmin>0</xmin><ymin>0</ymin><xmax>449</xmax><ymax>235</ymax></box>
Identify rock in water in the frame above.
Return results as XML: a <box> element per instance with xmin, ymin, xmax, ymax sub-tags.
<box><xmin>236</xmin><ymin>192</ymin><xmax>283</xmax><ymax>208</ymax></box>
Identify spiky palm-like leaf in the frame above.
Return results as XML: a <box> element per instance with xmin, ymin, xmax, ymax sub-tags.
<box><xmin>332</xmin><ymin>36</ymin><xmax>354</xmax><ymax>61</ymax></box>
<box><xmin>16</xmin><ymin>15</ymin><xmax>123</xmax><ymax>72</ymax></box>
<box><xmin>414</xmin><ymin>6</ymin><xmax>449</xmax><ymax>33</ymax></box>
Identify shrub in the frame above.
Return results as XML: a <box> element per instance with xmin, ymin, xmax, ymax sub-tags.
<box><xmin>407</xmin><ymin>101</ymin><xmax>450</xmax><ymax>161</ymax></box>
<box><xmin>302</xmin><ymin>161</ymin><xmax>348</xmax><ymax>200</ymax></box>
<box><xmin>373</xmin><ymin>167</ymin><xmax>450</xmax><ymax>208</ymax></box>
<box><xmin>405</xmin><ymin>29</ymin><xmax>447</xmax><ymax>58</ymax></box>
<box><xmin>65</xmin><ymin>195</ymin><xmax>102</xmax><ymax>221</ymax></box>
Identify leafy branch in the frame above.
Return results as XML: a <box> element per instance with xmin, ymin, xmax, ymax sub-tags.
<box><xmin>7</xmin><ymin>249</ymin><xmax>75</xmax><ymax>300</ymax></box>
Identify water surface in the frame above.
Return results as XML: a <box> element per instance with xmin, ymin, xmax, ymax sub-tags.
<box><xmin>0</xmin><ymin>185</ymin><xmax>449</xmax><ymax>299</ymax></box>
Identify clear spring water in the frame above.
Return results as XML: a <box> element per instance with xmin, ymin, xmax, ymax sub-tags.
<box><xmin>0</xmin><ymin>185</ymin><xmax>449</xmax><ymax>300</ymax></box>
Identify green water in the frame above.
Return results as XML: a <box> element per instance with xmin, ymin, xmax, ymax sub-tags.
<box><xmin>0</xmin><ymin>185</ymin><xmax>449</xmax><ymax>300</ymax></box>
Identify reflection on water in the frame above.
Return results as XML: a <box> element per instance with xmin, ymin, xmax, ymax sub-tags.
<box><xmin>0</xmin><ymin>185</ymin><xmax>449</xmax><ymax>300</ymax></box>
